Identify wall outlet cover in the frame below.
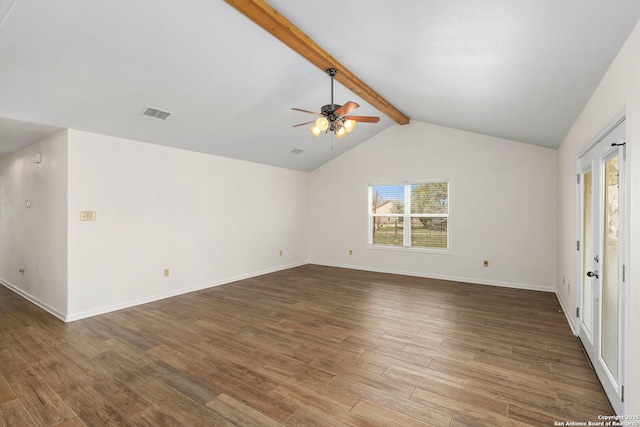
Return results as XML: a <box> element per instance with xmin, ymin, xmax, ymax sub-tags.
<box><xmin>80</xmin><ymin>211</ymin><xmax>96</xmax><ymax>221</ymax></box>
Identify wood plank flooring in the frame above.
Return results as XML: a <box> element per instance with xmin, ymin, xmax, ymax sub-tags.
<box><xmin>0</xmin><ymin>265</ymin><xmax>612</xmax><ymax>426</ymax></box>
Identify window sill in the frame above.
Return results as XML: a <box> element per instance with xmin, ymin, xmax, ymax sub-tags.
<box><xmin>366</xmin><ymin>244</ymin><xmax>452</xmax><ymax>255</ymax></box>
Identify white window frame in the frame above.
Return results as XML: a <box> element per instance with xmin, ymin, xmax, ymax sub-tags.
<box><xmin>367</xmin><ymin>180</ymin><xmax>451</xmax><ymax>254</ymax></box>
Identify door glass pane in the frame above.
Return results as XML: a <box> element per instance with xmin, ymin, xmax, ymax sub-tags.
<box><xmin>582</xmin><ymin>171</ymin><xmax>593</xmax><ymax>337</ymax></box>
<box><xmin>601</xmin><ymin>156</ymin><xmax>619</xmax><ymax>379</ymax></box>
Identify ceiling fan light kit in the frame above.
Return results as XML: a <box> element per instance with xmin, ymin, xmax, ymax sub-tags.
<box><xmin>293</xmin><ymin>68</ymin><xmax>379</xmax><ymax>141</ymax></box>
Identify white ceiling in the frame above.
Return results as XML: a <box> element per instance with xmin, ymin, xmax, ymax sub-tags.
<box><xmin>1</xmin><ymin>0</ymin><xmax>639</xmax><ymax>171</ymax></box>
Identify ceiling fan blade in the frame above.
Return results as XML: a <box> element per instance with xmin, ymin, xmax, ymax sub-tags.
<box><xmin>347</xmin><ymin>115</ymin><xmax>380</xmax><ymax>123</ymax></box>
<box><xmin>334</xmin><ymin>101</ymin><xmax>359</xmax><ymax>117</ymax></box>
<box><xmin>291</xmin><ymin>107</ymin><xmax>321</xmax><ymax>116</ymax></box>
<box><xmin>292</xmin><ymin>120</ymin><xmax>315</xmax><ymax>127</ymax></box>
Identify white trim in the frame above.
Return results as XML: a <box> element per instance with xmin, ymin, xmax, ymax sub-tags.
<box><xmin>0</xmin><ymin>278</ymin><xmax>66</xmax><ymax>322</ymax></box>
<box><xmin>575</xmin><ymin>107</ymin><xmax>627</xmax><ymax>336</ymax></box>
<box><xmin>5</xmin><ymin>260</ymin><xmax>558</xmax><ymax>326</ymax></box>
<box><xmin>556</xmin><ymin>290</ymin><xmax>578</xmax><ymax>335</ymax></box>
<box><xmin>575</xmin><ymin>110</ymin><xmax>628</xmax><ymax>415</ymax></box>
<box><xmin>575</xmin><ymin>155</ymin><xmax>585</xmax><ymax>339</ymax></box>
<box><xmin>4</xmin><ymin>261</ymin><xmax>305</xmax><ymax>322</ymax></box>
<box><xmin>577</xmin><ymin>107</ymin><xmax>627</xmax><ymax>158</ymax></box>
<box><xmin>366</xmin><ymin>244</ymin><xmax>452</xmax><ymax>255</ymax></box>
<box><xmin>65</xmin><ymin>261</ymin><xmax>307</xmax><ymax>322</ymax></box>
<box><xmin>368</xmin><ymin>180</ymin><xmax>450</xmax><ymax>251</ymax></box>
<box><xmin>309</xmin><ymin>261</ymin><xmax>555</xmax><ymax>293</ymax></box>
<box><xmin>621</xmin><ymin>112</ymin><xmax>631</xmax><ymax>417</ymax></box>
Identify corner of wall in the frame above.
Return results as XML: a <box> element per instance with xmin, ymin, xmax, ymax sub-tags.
<box><xmin>0</xmin><ymin>130</ymin><xmax>69</xmax><ymax>318</ymax></box>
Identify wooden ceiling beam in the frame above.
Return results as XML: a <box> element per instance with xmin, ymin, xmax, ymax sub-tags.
<box><xmin>224</xmin><ymin>0</ymin><xmax>410</xmax><ymax>125</ymax></box>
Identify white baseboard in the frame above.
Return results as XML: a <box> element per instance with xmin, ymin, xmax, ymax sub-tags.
<box><xmin>0</xmin><ymin>278</ymin><xmax>66</xmax><ymax>322</ymax></box>
<box><xmin>556</xmin><ymin>290</ymin><xmax>578</xmax><ymax>335</ymax></box>
<box><xmin>65</xmin><ymin>261</ymin><xmax>308</xmax><ymax>322</ymax></box>
<box><xmin>308</xmin><ymin>260</ymin><xmax>555</xmax><ymax>293</ymax></box>
<box><xmin>4</xmin><ymin>261</ymin><xmax>559</xmax><ymax>323</ymax></box>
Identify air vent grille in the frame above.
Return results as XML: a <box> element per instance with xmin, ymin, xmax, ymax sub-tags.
<box><xmin>290</xmin><ymin>148</ymin><xmax>304</xmax><ymax>154</ymax></box>
<box><xmin>142</xmin><ymin>106</ymin><xmax>171</xmax><ymax>121</ymax></box>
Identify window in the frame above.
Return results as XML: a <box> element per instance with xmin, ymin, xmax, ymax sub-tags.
<box><xmin>368</xmin><ymin>181</ymin><xmax>449</xmax><ymax>251</ymax></box>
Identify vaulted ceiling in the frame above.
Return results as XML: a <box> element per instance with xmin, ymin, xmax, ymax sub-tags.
<box><xmin>1</xmin><ymin>0</ymin><xmax>639</xmax><ymax>171</ymax></box>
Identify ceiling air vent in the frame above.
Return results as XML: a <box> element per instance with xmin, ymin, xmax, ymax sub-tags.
<box><xmin>142</xmin><ymin>106</ymin><xmax>171</xmax><ymax>121</ymax></box>
<box><xmin>290</xmin><ymin>148</ymin><xmax>304</xmax><ymax>154</ymax></box>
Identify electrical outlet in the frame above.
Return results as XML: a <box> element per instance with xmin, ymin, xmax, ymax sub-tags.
<box><xmin>349</xmin><ymin>249</ymin><xmax>353</xmax><ymax>255</ymax></box>
<box><xmin>79</xmin><ymin>211</ymin><xmax>96</xmax><ymax>221</ymax></box>
<box><xmin>163</xmin><ymin>269</ymin><xmax>170</xmax><ymax>277</ymax></box>
<box><xmin>483</xmin><ymin>260</ymin><xmax>489</xmax><ymax>267</ymax></box>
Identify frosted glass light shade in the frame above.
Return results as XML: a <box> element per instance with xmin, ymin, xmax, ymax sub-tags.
<box><xmin>310</xmin><ymin>126</ymin><xmax>322</xmax><ymax>137</ymax></box>
<box><xmin>336</xmin><ymin>127</ymin><xmax>347</xmax><ymax>138</ymax></box>
<box><xmin>315</xmin><ymin>117</ymin><xmax>329</xmax><ymax>131</ymax></box>
<box><xmin>344</xmin><ymin>119</ymin><xmax>356</xmax><ymax>133</ymax></box>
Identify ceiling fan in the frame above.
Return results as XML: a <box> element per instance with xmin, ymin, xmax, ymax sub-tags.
<box><xmin>292</xmin><ymin>68</ymin><xmax>380</xmax><ymax>139</ymax></box>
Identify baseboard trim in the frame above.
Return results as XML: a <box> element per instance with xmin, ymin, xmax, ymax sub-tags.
<box><xmin>0</xmin><ymin>278</ymin><xmax>66</xmax><ymax>322</ymax></box>
<box><xmin>4</xmin><ymin>261</ymin><xmax>557</xmax><ymax>323</ymax></box>
<box><xmin>556</xmin><ymin>291</ymin><xmax>578</xmax><ymax>335</ymax></box>
<box><xmin>65</xmin><ymin>261</ymin><xmax>307</xmax><ymax>322</ymax></box>
<box><xmin>308</xmin><ymin>261</ymin><xmax>555</xmax><ymax>293</ymax></box>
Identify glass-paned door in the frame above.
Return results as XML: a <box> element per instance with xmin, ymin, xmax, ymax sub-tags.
<box><xmin>578</xmin><ymin>119</ymin><xmax>627</xmax><ymax>415</ymax></box>
<box><xmin>602</xmin><ymin>155</ymin><xmax>620</xmax><ymax>380</ymax></box>
<box><xmin>580</xmin><ymin>170</ymin><xmax>594</xmax><ymax>348</ymax></box>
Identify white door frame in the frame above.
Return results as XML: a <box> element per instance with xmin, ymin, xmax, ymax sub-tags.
<box><xmin>575</xmin><ymin>110</ymin><xmax>629</xmax><ymax>415</ymax></box>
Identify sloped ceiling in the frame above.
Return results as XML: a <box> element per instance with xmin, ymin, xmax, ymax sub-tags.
<box><xmin>1</xmin><ymin>0</ymin><xmax>639</xmax><ymax>171</ymax></box>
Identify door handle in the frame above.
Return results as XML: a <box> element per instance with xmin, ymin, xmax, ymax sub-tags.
<box><xmin>587</xmin><ymin>270</ymin><xmax>599</xmax><ymax>279</ymax></box>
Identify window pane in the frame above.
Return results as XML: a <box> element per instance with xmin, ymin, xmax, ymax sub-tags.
<box><xmin>601</xmin><ymin>156</ymin><xmax>619</xmax><ymax>379</ymax></box>
<box><xmin>582</xmin><ymin>170</ymin><xmax>594</xmax><ymax>337</ymax></box>
<box><xmin>371</xmin><ymin>185</ymin><xmax>404</xmax><ymax>215</ymax></box>
<box><xmin>410</xmin><ymin>183</ymin><xmax>448</xmax><ymax>214</ymax></box>
<box><xmin>369</xmin><ymin>182</ymin><xmax>449</xmax><ymax>250</ymax></box>
<box><xmin>411</xmin><ymin>218</ymin><xmax>447</xmax><ymax>248</ymax></box>
<box><xmin>372</xmin><ymin>217</ymin><xmax>404</xmax><ymax>246</ymax></box>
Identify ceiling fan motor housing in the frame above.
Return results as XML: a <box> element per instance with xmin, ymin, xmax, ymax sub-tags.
<box><xmin>321</xmin><ymin>104</ymin><xmax>343</xmax><ymax>130</ymax></box>
<box><xmin>321</xmin><ymin>104</ymin><xmax>342</xmax><ymax>116</ymax></box>
<box><xmin>291</xmin><ymin>66</ymin><xmax>379</xmax><ymax>135</ymax></box>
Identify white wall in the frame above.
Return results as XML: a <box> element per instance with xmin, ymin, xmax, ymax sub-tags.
<box><xmin>557</xmin><ymin>20</ymin><xmax>640</xmax><ymax>414</ymax></box>
<box><xmin>0</xmin><ymin>131</ymin><xmax>68</xmax><ymax>318</ymax></box>
<box><xmin>66</xmin><ymin>129</ymin><xmax>308</xmax><ymax>320</ymax></box>
<box><xmin>308</xmin><ymin>120</ymin><xmax>558</xmax><ymax>291</ymax></box>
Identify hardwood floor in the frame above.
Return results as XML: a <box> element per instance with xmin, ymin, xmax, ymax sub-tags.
<box><xmin>0</xmin><ymin>265</ymin><xmax>612</xmax><ymax>426</ymax></box>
